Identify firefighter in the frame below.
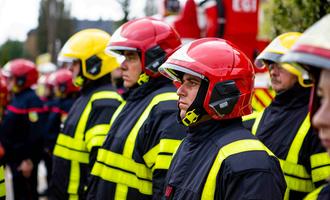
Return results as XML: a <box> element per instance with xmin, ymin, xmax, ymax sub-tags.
<box><xmin>250</xmin><ymin>32</ymin><xmax>330</xmax><ymax>199</ymax></box>
<box><xmin>0</xmin><ymin>72</ymin><xmax>7</xmax><ymax>200</ymax></box>
<box><xmin>86</xmin><ymin>18</ymin><xmax>186</xmax><ymax>200</ymax></box>
<box><xmin>281</xmin><ymin>14</ymin><xmax>330</xmax><ymax>200</ymax></box>
<box><xmin>42</xmin><ymin>69</ymin><xmax>79</xmax><ymax>191</ymax></box>
<box><xmin>1</xmin><ymin>59</ymin><xmax>47</xmax><ymax>200</ymax></box>
<box><xmin>48</xmin><ymin>29</ymin><xmax>123</xmax><ymax>199</ymax></box>
<box><xmin>158</xmin><ymin>37</ymin><xmax>286</xmax><ymax>199</ymax></box>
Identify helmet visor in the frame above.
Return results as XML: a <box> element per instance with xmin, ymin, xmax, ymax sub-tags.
<box><xmin>159</xmin><ymin>63</ymin><xmax>205</xmax><ymax>82</ymax></box>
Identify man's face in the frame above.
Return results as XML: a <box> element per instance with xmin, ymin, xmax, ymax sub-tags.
<box><xmin>268</xmin><ymin>63</ymin><xmax>297</xmax><ymax>93</ymax></box>
<box><xmin>120</xmin><ymin>51</ymin><xmax>142</xmax><ymax>88</ymax></box>
<box><xmin>177</xmin><ymin>73</ymin><xmax>201</xmax><ymax>119</ymax></box>
<box><xmin>312</xmin><ymin>69</ymin><xmax>330</xmax><ymax>155</ymax></box>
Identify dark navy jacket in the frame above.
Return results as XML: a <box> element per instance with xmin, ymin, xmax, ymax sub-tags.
<box><xmin>163</xmin><ymin>119</ymin><xmax>286</xmax><ymax>200</ymax></box>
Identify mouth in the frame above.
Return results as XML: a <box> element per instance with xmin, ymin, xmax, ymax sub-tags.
<box><xmin>321</xmin><ymin>139</ymin><xmax>330</xmax><ymax>149</ymax></box>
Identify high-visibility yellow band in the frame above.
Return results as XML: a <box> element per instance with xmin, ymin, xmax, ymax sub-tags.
<box><xmin>242</xmin><ymin>111</ymin><xmax>259</xmax><ymax>122</ymax></box>
<box><xmin>143</xmin><ymin>139</ymin><xmax>182</xmax><ymax>168</ymax></box>
<box><xmin>286</xmin><ymin>114</ymin><xmax>310</xmax><ymax>163</ymax></box>
<box><xmin>251</xmin><ymin>97</ymin><xmax>266</xmax><ymax>112</ymax></box>
<box><xmin>152</xmin><ymin>155</ymin><xmax>173</xmax><ymax>172</ymax></box>
<box><xmin>311</xmin><ymin>152</ymin><xmax>330</xmax><ymax>169</ymax></box>
<box><xmin>201</xmin><ymin>139</ymin><xmax>275</xmax><ymax>200</ymax></box>
<box><xmin>311</xmin><ymin>165</ymin><xmax>330</xmax><ymax>182</ymax></box>
<box><xmin>92</xmin><ymin>162</ymin><xmax>153</xmax><ymax>195</ymax></box>
<box><xmin>53</xmin><ymin>144</ymin><xmax>89</xmax><ymax>163</ymax></box>
<box><xmin>56</xmin><ymin>134</ymin><xmax>87</xmax><ymax>152</ymax></box>
<box><xmin>97</xmin><ymin>149</ymin><xmax>152</xmax><ymax>180</ymax></box>
<box><xmin>68</xmin><ymin>161</ymin><xmax>80</xmax><ymax>195</ymax></box>
<box><xmin>0</xmin><ymin>166</ymin><xmax>5</xmax><ymax>197</ymax></box>
<box><xmin>251</xmin><ymin>111</ymin><xmax>264</xmax><ymax>135</ymax></box>
<box><xmin>279</xmin><ymin>159</ymin><xmax>311</xmax><ymax>179</ymax></box>
<box><xmin>303</xmin><ymin>184</ymin><xmax>327</xmax><ymax>200</ymax></box>
<box><xmin>85</xmin><ymin>124</ymin><xmax>110</xmax><ymax>143</ymax></box>
<box><xmin>68</xmin><ymin>194</ymin><xmax>79</xmax><ymax>200</ymax></box>
<box><xmin>284</xmin><ymin>174</ymin><xmax>315</xmax><ymax>192</ymax></box>
<box><xmin>110</xmin><ymin>101</ymin><xmax>126</xmax><ymax>127</ymax></box>
<box><xmin>86</xmin><ymin>135</ymin><xmax>107</xmax><ymax>151</ymax></box>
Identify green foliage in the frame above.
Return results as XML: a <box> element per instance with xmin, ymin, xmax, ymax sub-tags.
<box><xmin>263</xmin><ymin>0</ymin><xmax>330</xmax><ymax>38</ymax></box>
<box><xmin>0</xmin><ymin>40</ymin><xmax>24</xmax><ymax>66</ymax></box>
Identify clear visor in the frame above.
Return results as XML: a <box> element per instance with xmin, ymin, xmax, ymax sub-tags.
<box><xmin>57</xmin><ymin>56</ymin><xmax>80</xmax><ymax>69</ymax></box>
<box><xmin>159</xmin><ymin>63</ymin><xmax>205</xmax><ymax>82</ymax></box>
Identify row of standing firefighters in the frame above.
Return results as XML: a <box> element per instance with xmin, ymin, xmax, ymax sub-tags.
<box><xmin>0</xmin><ymin>14</ymin><xmax>329</xmax><ymax>200</ymax></box>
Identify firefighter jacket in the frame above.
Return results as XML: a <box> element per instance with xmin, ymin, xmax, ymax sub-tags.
<box><xmin>46</xmin><ymin>96</ymin><xmax>77</xmax><ymax>151</ymax></box>
<box><xmin>247</xmin><ymin>84</ymin><xmax>330</xmax><ymax>199</ymax></box>
<box><xmin>304</xmin><ymin>183</ymin><xmax>330</xmax><ymax>200</ymax></box>
<box><xmin>49</xmin><ymin>80</ymin><xmax>123</xmax><ymax>200</ymax></box>
<box><xmin>162</xmin><ymin>118</ymin><xmax>286</xmax><ymax>200</ymax></box>
<box><xmin>86</xmin><ymin>77</ymin><xmax>187</xmax><ymax>200</ymax></box>
<box><xmin>251</xmin><ymin>87</ymin><xmax>275</xmax><ymax>112</ymax></box>
<box><xmin>0</xmin><ymin>88</ymin><xmax>47</xmax><ymax>163</ymax></box>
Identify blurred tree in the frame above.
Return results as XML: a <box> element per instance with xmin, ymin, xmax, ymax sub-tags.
<box><xmin>264</xmin><ymin>0</ymin><xmax>330</xmax><ymax>38</ymax></box>
<box><xmin>0</xmin><ymin>40</ymin><xmax>24</xmax><ymax>66</ymax></box>
<box><xmin>37</xmin><ymin>0</ymin><xmax>73</xmax><ymax>63</ymax></box>
<box><xmin>113</xmin><ymin>0</ymin><xmax>130</xmax><ymax>30</ymax></box>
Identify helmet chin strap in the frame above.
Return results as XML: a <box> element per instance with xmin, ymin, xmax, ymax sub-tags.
<box><xmin>180</xmin><ymin>79</ymin><xmax>209</xmax><ymax>126</ymax></box>
<box><xmin>137</xmin><ymin>73</ymin><xmax>150</xmax><ymax>85</ymax></box>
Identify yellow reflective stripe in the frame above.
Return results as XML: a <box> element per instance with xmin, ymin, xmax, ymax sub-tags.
<box><xmin>251</xmin><ymin>111</ymin><xmax>264</xmax><ymax>135</ymax></box>
<box><xmin>201</xmin><ymin>139</ymin><xmax>274</xmax><ymax>200</ymax></box>
<box><xmin>69</xmin><ymin>194</ymin><xmax>78</xmax><ymax>200</ymax></box>
<box><xmin>117</xmin><ymin>92</ymin><xmax>178</xmax><ymax>198</ymax></box>
<box><xmin>152</xmin><ymin>155</ymin><xmax>173</xmax><ymax>172</ymax></box>
<box><xmin>284</xmin><ymin>175</ymin><xmax>315</xmax><ymax>192</ymax></box>
<box><xmin>85</xmin><ymin>124</ymin><xmax>109</xmax><ymax>151</ymax></box>
<box><xmin>92</xmin><ymin>162</ymin><xmax>152</xmax><ymax>195</ymax></box>
<box><xmin>53</xmin><ymin>144</ymin><xmax>89</xmax><ymax>163</ymax></box>
<box><xmin>143</xmin><ymin>139</ymin><xmax>182</xmax><ymax>168</ymax></box>
<box><xmin>279</xmin><ymin>159</ymin><xmax>311</xmax><ymax>179</ymax></box>
<box><xmin>68</xmin><ymin>161</ymin><xmax>80</xmax><ymax>195</ymax></box>
<box><xmin>303</xmin><ymin>185</ymin><xmax>327</xmax><ymax>200</ymax></box>
<box><xmin>75</xmin><ymin>91</ymin><xmax>123</xmax><ymax>140</ymax></box>
<box><xmin>97</xmin><ymin>149</ymin><xmax>152</xmax><ymax>180</ymax></box>
<box><xmin>0</xmin><ymin>166</ymin><xmax>5</xmax><ymax>197</ymax></box>
<box><xmin>115</xmin><ymin>184</ymin><xmax>128</xmax><ymax>200</ymax></box>
<box><xmin>123</xmin><ymin>93</ymin><xmax>178</xmax><ymax>157</ymax></box>
<box><xmin>87</xmin><ymin>135</ymin><xmax>107</xmax><ymax>151</ymax></box>
<box><xmin>56</xmin><ymin>134</ymin><xmax>87</xmax><ymax>151</ymax></box>
<box><xmin>311</xmin><ymin>165</ymin><xmax>330</xmax><ymax>182</ymax></box>
<box><xmin>110</xmin><ymin>101</ymin><xmax>126</xmax><ymax>127</ymax></box>
<box><xmin>242</xmin><ymin>111</ymin><xmax>259</xmax><ymax>122</ymax></box>
<box><xmin>251</xmin><ymin>96</ymin><xmax>266</xmax><ymax>112</ymax></box>
<box><xmin>311</xmin><ymin>152</ymin><xmax>330</xmax><ymax>168</ymax></box>
<box><xmin>254</xmin><ymin>89</ymin><xmax>273</xmax><ymax>107</ymax></box>
<box><xmin>286</xmin><ymin>114</ymin><xmax>310</xmax><ymax>163</ymax></box>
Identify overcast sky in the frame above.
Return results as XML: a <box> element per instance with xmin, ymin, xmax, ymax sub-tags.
<box><xmin>0</xmin><ymin>0</ymin><xmax>149</xmax><ymax>46</ymax></box>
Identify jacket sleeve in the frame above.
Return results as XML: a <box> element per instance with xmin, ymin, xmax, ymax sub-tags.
<box><xmin>139</xmin><ymin>100</ymin><xmax>187</xmax><ymax>199</ymax></box>
<box><xmin>301</xmin><ymin>128</ymin><xmax>330</xmax><ymax>188</ymax></box>
<box><xmin>217</xmin><ymin>152</ymin><xmax>286</xmax><ymax>200</ymax></box>
<box><xmin>85</xmin><ymin>98</ymin><xmax>121</xmax><ymax>168</ymax></box>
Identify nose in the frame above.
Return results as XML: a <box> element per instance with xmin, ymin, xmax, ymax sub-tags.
<box><xmin>120</xmin><ymin>60</ymin><xmax>128</xmax><ymax>71</ymax></box>
<box><xmin>312</xmin><ymin>103</ymin><xmax>329</xmax><ymax>130</ymax></box>
<box><xmin>177</xmin><ymin>84</ymin><xmax>186</xmax><ymax>97</ymax></box>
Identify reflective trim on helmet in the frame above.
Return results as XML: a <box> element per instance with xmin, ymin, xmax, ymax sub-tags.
<box><xmin>281</xmin><ymin>51</ymin><xmax>330</xmax><ymax>70</ymax></box>
<box><xmin>281</xmin><ymin>63</ymin><xmax>313</xmax><ymax>87</ymax></box>
<box><xmin>57</xmin><ymin>56</ymin><xmax>79</xmax><ymax>63</ymax></box>
<box><xmin>159</xmin><ymin>63</ymin><xmax>205</xmax><ymax>82</ymax></box>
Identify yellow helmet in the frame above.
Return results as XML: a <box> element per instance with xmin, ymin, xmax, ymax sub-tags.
<box><xmin>255</xmin><ymin>32</ymin><xmax>312</xmax><ymax>87</ymax></box>
<box><xmin>58</xmin><ymin>29</ymin><xmax>120</xmax><ymax>86</ymax></box>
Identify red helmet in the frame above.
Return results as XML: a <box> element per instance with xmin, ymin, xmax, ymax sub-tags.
<box><xmin>106</xmin><ymin>17</ymin><xmax>182</xmax><ymax>78</ymax></box>
<box><xmin>0</xmin><ymin>72</ymin><xmax>8</xmax><ymax>109</ymax></box>
<box><xmin>159</xmin><ymin>38</ymin><xmax>255</xmax><ymax>123</ymax></box>
<box><xmin>49</xmin><ymin>69</ymin><xmax>80</xmax><ymax>96</ymax></box>
<box><xmin>3</xmin><ymin>59</ymin><xmax>38</xmax><ymax>90</ymax></box>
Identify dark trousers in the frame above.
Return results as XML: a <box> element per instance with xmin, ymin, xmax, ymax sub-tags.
<box><xmin>8</xmin><ymin>161</ymin><xmax>39</xmax><ymax>200</ymax></box>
